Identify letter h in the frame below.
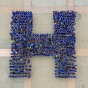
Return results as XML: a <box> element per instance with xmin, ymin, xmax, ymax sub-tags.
<box><xmin>9</xmin><ymin>11</ymin><xmax>76</xmax><ymax>78</ymax></box>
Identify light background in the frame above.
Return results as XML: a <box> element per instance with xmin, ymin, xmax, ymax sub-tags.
<box><xmin>0</xmin><ymin>0</ymin><xmax>88</xmax><ymax>88</ymax></box>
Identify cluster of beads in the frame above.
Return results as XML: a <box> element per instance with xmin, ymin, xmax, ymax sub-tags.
<box><xmin>10</xmin><ymin>11</ymin><xmax>32</xmax><ymax>78</ymax></box>
<box><xmin>53</xmin><ymin>11</ymin><xmax>76</xmax><ymax>78</ymax></box>
<box><xmin>10</xmin><ymin>11</ymin><xmax>76</xmax><ymax>78</ymax></box>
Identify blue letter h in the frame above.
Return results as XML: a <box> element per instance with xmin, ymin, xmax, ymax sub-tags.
<box><xmin>9</xmin><ymin>11</ymin><xmax>76</xmax><ymax>78</ymax></box>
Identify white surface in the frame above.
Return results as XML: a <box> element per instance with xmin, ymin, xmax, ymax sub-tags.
<box><xmin>85</xmin><ymin>0</ymin><xmax>88</xmax><ymax>6</ymax></box>
<box><xmin>76</xmin><ymin>56</ymin><xmax>88</xmax><ymax>88</ymax></box>
<box><xmin>31</xmin><ymin>57</ymin><xmax>67</xmax><ymax>88</ymax></box>
<box><xmin>0</xmin><ymin>0</ymin><xmax>13</xmax><ymax>6</ymax></box>
<box><xmin>33</xmin><ymin>14</ymin><xmax>53</xmax><ymax>34</ymax></box>
<box><xmin>75</xmin><ymin>0</ymin><xmax>88</xmax><ymax>6</ymax></box>
<box><xmin>75</xmin><ymin>0</ymin><xmax>84</xmax><ymax>6</ymax></box>
<box><xmin>56</xmin><ymin>0</ymin><xmax>66</xmax><ymax>6</ymax></box>
<box><xmin>42</xmin><ymin>0</ymin><xmax>55</xmax><ymax>6</ymax></box>
<box><xmin>32</xmin><ymin>0</ymin><xmax>42</xmax><ymax>6</ymax></box>
<box><xmin>0</xmin><ymin>57</ymin><xmax>24</xmax><ymax>88</ymax></box>
<box><xmin>75</xmin><ymin>15</ymin><xmax>88</xmax><ymax>48</ymax></box>
<box><xmin>32</xmin><ymin>0</ymin><xmax>66</xmax><ymax>6</ymax></box>
<box><xmin>14</xmin><ymin>0</ymin><xmax>24</xmax><ymax>7</ymax></box>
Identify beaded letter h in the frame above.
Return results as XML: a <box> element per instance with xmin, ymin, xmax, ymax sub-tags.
<box><xmin>10</xmin><ymin>11</ymin><xmax>77</xmax><ymax>78</ymax></box>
